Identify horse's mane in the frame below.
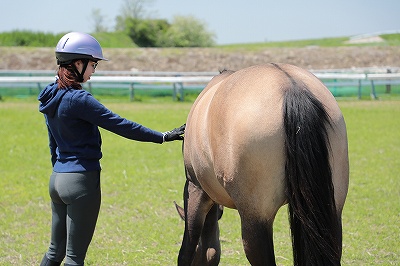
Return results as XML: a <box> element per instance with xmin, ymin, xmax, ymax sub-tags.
<box><xmin>219</xmin><ymin>68</ymin><xmax>235</xmax><ymax>75</ymax></box>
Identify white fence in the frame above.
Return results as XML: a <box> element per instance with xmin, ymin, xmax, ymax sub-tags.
<box><xmin>0</xmin><ymin>74</ymin><xmax>214</xmax><ymax>101</ymax></box>
<box><xmin>0</xmin><ymin>69</ymin><xmax>399</xmax><ymax>100</ymax></box>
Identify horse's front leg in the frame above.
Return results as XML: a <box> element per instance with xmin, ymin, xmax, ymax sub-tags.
<box><xmin>178</xmin><ymin>179</ymin><xmax>214</xmax><ymax>266</ymax></box>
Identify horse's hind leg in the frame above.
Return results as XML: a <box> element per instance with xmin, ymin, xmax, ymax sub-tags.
<box><xmin>194</xmin><ymin>203</ymin><xmax>222</xmax><ymax>266</ymax></box>
<box><xmin>240</xmin><ymin>216</ymin><xmax>276</xmax><ymax>266</ymax></box>
<box><xmin>178</xmin><ymin>179</ymin><xmax>215</xmax><ymax>266</ymax></box>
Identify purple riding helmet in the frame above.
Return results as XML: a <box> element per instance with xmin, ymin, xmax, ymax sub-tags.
<box><xmin>55</xmin><ymin>32</ymin><xmax>108</xmax><ymax>65</ymax></box>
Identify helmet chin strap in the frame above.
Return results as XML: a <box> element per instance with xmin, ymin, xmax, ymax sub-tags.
<box><xmin>72</xmin><ymin>59</ymin><xmax>89</xmax><ymax>82</ymax></box>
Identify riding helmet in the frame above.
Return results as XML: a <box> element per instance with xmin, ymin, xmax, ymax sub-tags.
<box><xmin>55</xmin><ymin>32</ymin><xmax>108</xmax><ymax>65</ymax></box>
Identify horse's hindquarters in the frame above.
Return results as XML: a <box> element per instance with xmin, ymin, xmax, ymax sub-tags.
<box><xmin>181</xmin><ymin>64</ymin><xmax>349</xmax><ymax>265</ymax></box>
<box><xmin>185</xmin><ymin>65</ymin><xmax>292</xmax><ymax>215</ymax></box>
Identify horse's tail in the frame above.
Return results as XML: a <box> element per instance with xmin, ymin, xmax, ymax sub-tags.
<box><xmin>283</xmin><ymin>86</ymin><xmax>341</xmax><ymax>266</ymax></box>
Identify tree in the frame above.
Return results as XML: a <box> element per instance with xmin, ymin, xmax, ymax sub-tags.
<box><xmin>115</xmin><ymin>0</ymin><xmax>215</xmax><ymax>47</ymax></box>
<box><xmin>126</xmin><ymin>18</ymin><xmax>169</xmax><ymax>47</ymax></box>
<box><xmin>115</xmin><ymin>0</ymin><xmax>155</xmax><ymax>31</ymax></box>
<box><xmin>159</xmin><ymin>15</ymin><xmax>216</xmax><ymax>47</ymax></box>
<box><xmin>91</xmin><ymin>8</ymin><xmax>108</xmax><ymax>33</ymax></box>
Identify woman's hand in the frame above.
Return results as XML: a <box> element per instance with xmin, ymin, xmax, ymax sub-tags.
<box><xmin>163</xmin><ymin>124</ymin><xmax>186</xmax><ymax>142</ymax></box>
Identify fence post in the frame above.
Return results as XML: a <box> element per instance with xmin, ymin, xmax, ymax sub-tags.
<box><xmin>129</xmin><ymin>83</ymin><xmax>134</xmax><ymax>101</ymax></box>
<box><xmin>370</xmin><ymin>80</ymin><xmax>377</xmax><ymax>99</ymax></box>
<box><xmin>386</xmin><ymin>69</ymin><xmax>392</xmax><ymax>93</ymax></box>
<box><xmin>179</xmin><ymin>82</ymin><xmax>184</xmax><ymax>101</ymax></box>
<box><xmin>172</xmin><ymin>82</ymin><xmax>177</xmax><ymax>101</ymax></box>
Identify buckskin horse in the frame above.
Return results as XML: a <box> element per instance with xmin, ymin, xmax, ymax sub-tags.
<box><xmin>177</xmin><ymin>63</ymin><xmax>349</xmax><ymax>265</ymax></box>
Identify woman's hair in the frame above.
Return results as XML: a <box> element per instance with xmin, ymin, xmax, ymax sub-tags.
<box><xmin>57</xmin><ymin>62</ymin><xmax>82</xmax><ymax>90</ymax></box>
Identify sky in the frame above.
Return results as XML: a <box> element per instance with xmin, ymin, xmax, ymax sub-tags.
<box><xmin>1</xmin><ymin>0</ymin><xmax>399</xmax><ymax>45</ymax></box>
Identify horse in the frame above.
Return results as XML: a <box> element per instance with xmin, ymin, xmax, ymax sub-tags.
<box><xmin>176</xmin><ymin>63</ymin><xmax>349</xmax><ymax>266</ymax></box>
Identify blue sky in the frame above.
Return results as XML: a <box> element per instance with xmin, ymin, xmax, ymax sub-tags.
<box><xmin>1</xmin><ymin>0</ymin><xmax>399</xmax><ymax>44</ymax></box>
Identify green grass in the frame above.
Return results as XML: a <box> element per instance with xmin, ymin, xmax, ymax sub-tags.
<box><xmin>219</xmin><ymin>37</ymin><xmax>349</xmax><ymax>51</ymax></box>
<box><xmin>0</xmin><ymin>99</ymin><xmax>399</xmax><ymax>265</ymax></box>
<box><xmin>92</xmin><ymin>32</ymin><xmax>138</xmax><ymax>48</ymax></box>
<box><xmin>339</xmin><ymin>101</ymin><xmax>400</xmax><ymax>265</ymax></box>
<box><xmin>381</xmin><ymin>33</ymin><xmax>400</xmax><ymax>46</ymax></box>
<box><xmin>1</xmin><ymin>30</ymin><xmax>400</xmax><ymax>48</ymax></box>
<box><xmin>0</xmin><ymin>31</ymin><xmax>137</xmax><ymax>48</ymax></box>
<box><xmin>218</xmin><ymin>33</ymin><xmax>400</xmax><ymax>50</ymax></box>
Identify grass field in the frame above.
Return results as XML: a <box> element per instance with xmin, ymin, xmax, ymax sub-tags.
<box><xmin>1</xmin><ymin>31</ymin><xmax>400</xmax><ymax>48</ymax></box>
<box><xmin>0</xmin><ymin>98</ymin><xmax>399</xmax><ymax>265</ymax></box>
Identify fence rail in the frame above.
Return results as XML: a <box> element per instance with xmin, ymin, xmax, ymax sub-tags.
<box><xmin>1</xmin><ymin>70</ymin><xmax>399</xmax><ymax>100</ymax></box>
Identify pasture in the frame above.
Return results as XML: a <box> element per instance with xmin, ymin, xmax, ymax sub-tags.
<box><xmin>0</xmin><ymin>98</ymin><xmax>398</xmax><ymax>265</ymax></box>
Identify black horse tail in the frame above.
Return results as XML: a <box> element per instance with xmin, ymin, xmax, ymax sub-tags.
<box><xmin>283</xmin><ymin>85</ymin><xmax>341</xmax><ymax>266</ymax></box>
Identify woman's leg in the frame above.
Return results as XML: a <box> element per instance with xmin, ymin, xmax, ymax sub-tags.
<box><xmin>60</xmin><ymin>171</ymin><xmax>101</xmax><ymax>265</ymax></box>
<box><xmin>65</xmin><ymin>183</ymin><xmax>101</xmax><ymax>265</ymax></box>
<box><xmin>41</xmin><ymin>172</ymin><xmax>67</xmax><ymax>264</ymax></box>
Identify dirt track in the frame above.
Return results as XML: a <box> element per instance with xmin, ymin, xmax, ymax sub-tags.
<box><xmin>1</xmin><ymin>46</ymin><xmax>399</xmax><ymax>72</ymax></box>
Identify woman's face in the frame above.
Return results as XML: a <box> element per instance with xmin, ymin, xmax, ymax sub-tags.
<box><xmin>74</xmin><ymin>60</ymin><xmax>98</xmax><ymax>83</ymax></box>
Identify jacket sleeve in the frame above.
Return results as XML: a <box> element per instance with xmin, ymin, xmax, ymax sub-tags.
<box><xmin>72</xmin><ymin>91</ymin><xmax>164</xmax><ymax>143</ymax></box>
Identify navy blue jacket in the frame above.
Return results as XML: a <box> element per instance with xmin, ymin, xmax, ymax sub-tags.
<box><xmin>38</xmin><ymin>81</ymin><xmax>164</xmax><ymax>172</ymax></box>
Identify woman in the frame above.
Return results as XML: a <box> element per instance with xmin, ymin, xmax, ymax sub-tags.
<box><xmin>38</xmin><ymin>32</ymin><xmax>185</xmax><ymax>266</ymax></box>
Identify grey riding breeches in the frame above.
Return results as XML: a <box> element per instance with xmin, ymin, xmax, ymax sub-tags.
<box><xmin>44</xmin><ymin>170</ymin><xmax>101</xmax><ymax>265</ymax></box>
